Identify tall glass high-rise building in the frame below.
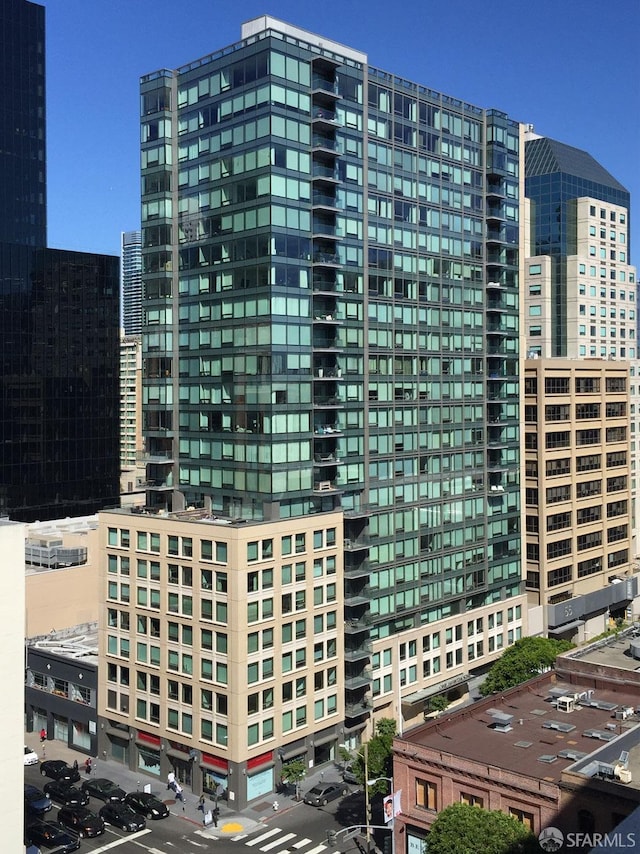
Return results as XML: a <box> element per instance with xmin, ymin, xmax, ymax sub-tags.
<box><xmin>121</xmin><ymin>229</ymin><xmax>142</xmax><ymax>335</ymax></box>
<box><xmin>0</xmin><ymin>0</ymin><xmax>120</xmax><ymax>522</ymax></box>
<box><xmin>136</xmin><ymin>16</ymin><xmax>526</xmax><ymax>750</ymax></box>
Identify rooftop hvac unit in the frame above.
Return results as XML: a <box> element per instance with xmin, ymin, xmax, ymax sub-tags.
<box><xmin>557</xmin><ymin>696</ymin><xmax>576</xmax><ymax>714</ymax></box>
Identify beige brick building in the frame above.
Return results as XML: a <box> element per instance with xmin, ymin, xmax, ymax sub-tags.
<box><xmin>97</xmin><ymin>507</ymin><xmax>345</xmax><ymax>809</ymax></box>
<box><xmin>524</xmin><ymin>359</ymin><xmax>637</xmax><ymax>638</ymax></box>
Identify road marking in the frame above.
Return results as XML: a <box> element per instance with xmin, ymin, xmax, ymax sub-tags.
<box><xmin>88</xmin><ymin>829</ymin><xmax>152</xmax><ymax>852</ymax></box>
<box><xmin>232</xmin><ymin>834</ymin><xmax>249</xmax><ymax>841</ymax></box>
<box><xmin>246</xmin><ymin>828</ymin><xmax>281</xmax><ymax>847</ymax></box>
<box><xmin>304</xmin><ymin>844</ymin><xmax>329</xmax><ymax>854</ymax></box>
<box><xmin>292</xmin><ymin>840</ymin><xmax>312</xmax><ymax>849</ymax></box>
<box><xmin>261</xmin><ymin>832</ymin><xmax>296</xmax><ymax>851</ymax></box>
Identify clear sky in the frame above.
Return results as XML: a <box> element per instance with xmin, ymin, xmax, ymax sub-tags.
<box><xmin>42</xmin><ymin>0</ymin><xmax>639</xmax><ymax>260</ymax></box>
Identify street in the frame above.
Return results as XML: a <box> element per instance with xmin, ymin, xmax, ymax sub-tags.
<box><xmin>24</xmin><ymin>763</ymin><xmax>366</xmax><ymax>854</ymax></box>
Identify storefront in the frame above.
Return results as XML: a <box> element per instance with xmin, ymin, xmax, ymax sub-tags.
<box><xmin>135</xmin><ymin>732</ymin><xmax>161</xmax><ymax>777</ymax></box>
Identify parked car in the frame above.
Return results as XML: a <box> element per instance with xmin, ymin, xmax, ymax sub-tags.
<box><xmin>25</xmin><ymin>820</ymin><xmax>80</xmax><ymax>853</ymax></box>
<box><xmin>58</xmin><ymin>805</ymin><xmax>105</xmax><ymax>838</ymax></box>
<box><xmin>342</xmin><ymin>761</ymin><xmax>359</xmax><ymax>784</ymax></box>
<box><xmin>24</xmin><ymin>745</ymin><xmax>39</xmax><ymax>766</ymax></box>
<box><xmin>24</xmin><ymin>783</ymin><xmax>53</xmax><ymax>817</ymax></box>
<box><xmin>99</xmin><ymin>802</ymin><xmax>146</xmax><ymax>832</ymax></box>
<box><xmin>124</xmin><ymin>791</ymin><xmax>169</xmax><ymax>819</ymax></box>
<box><xmin>81</xmin><ymin>777</ymin><xmax>126</xmax><ymax>802</ymax></box>
<box><xmin>40</xmin><ymin>759</ymin><xmax>81</xmax><ymax>783</ymax></box>
<box><xmin>303</xmin><ymin>782</ymin><xmax>349</xmax><ymax>806</ymax></box>
<box><xmin>43</xmin><ymin>780</ymin><xmax>89</xmax><ymax>807</ymax></box>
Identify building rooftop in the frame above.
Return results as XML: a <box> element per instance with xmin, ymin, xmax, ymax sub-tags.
<box><xmin>561</xmin><ymin>626</ymin><xmax>640</xmax><ymax>674</ymax></box>
<box><xmin>28</xmin><ymin>624</ymin><xmax>99</xmax><ymax>667</ymax></box>
<box><xmin>402</xmin><ymin>671</ymin><xmax>640</xmax><ymax>788</ymax></box>
<box><xmin>525</xmin><ymin>136</ymin><xmax>628</xmax><ymax>193</ymax></box>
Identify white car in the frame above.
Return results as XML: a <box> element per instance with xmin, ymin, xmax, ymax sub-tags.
<box><xmin>24</xmin><ymin>745</ymin><xmax>39</xmax><ymax>766</ymax></box>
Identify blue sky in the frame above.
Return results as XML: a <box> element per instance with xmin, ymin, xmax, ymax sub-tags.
<box><xmin>42</xmin><ymin>0</ymin><xmax>640</xmax><ymax>260</ymax></box>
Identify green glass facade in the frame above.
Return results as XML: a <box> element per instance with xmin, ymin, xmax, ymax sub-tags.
<box><xmin>141</xmin><ymin>19</ymin><xmax>523</xmax><ymax>719</ymax></box>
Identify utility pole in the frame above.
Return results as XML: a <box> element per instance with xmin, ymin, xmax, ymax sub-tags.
<box><xmin>364</xmin><ymin>742</ymin><xmax>371</xmax><ymax>852</ymax></box>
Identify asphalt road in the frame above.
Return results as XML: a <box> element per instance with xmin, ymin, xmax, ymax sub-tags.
<box><xmin>24</xmin><ymin>764</ymin><xmax>367</xmax><ymax>854</ymax></box>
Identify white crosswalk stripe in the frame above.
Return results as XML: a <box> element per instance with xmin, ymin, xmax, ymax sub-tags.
<box><xmin>292</xmin><ymin>839</ymin><xmax>312</xmax><ymax>849</ymax></box>
<box><xmin>260</xmin><ymin>832</ymin><xmax>297</xmax><ymax>851</ymax></box>
<box><xmin>245</xmin><ymin>827</ymin><xmax>282</xmax><ymax>847</ymax></box>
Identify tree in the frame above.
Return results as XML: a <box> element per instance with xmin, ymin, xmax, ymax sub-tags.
<box><xmin>428</xmin><ymin>694</ymin><xmax>450</xmax><ymax>716</ymax></box>
<box><xmin>427</xmin><ymin>803</ymin><xmax>538</xmax><ymax>854</ymax></box>
<box><xmin>280</xmin><ymin>758</ymin><xmax>306</xmax><ymax>800</ymax></box>
<box><xmin>338</xmin><ymin>745</ymin><xmax>352</xmax><ymax>769</ymax></box>
<box><xmin>479</xmin><ymin>636</ymin><xmax>574</xmax><ymax>696</ymax></box>
<box><xmin>350</xmin><ymin>718</ymin><xmax>396</xmax><ymax>793</ymax></box>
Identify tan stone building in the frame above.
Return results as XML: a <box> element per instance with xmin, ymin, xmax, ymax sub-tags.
<box><xmin>524</xmin><ymin>359</ymin><xmax>638</xmax><ymax>639</ymax></box>
<box><xmin>97</xmin><ymin>507</ymin><xmax>345</xmax><ymax>809</ymax></box>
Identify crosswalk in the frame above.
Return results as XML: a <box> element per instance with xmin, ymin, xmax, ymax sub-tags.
<box><xmin>233</xmin><ymin>825</ymin><xmax>340</xmax><ymax>854</ymax></box>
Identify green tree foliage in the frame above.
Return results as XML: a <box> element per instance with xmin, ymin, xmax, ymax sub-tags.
<box><xmin>350</xmin><ymin>718</ymin><xmax>396</xmax><ymax>792</ymax></box>
<box><xmin>428</xmin><ymin>694</ymin><xmax>450</xmax><ymax>716</ymax></box>
<box><xmin>281</xmin><ymin>758</ymin><xmax>306</xmax><ymax>799</ymax></box>
<box><xmin>479</xmin><ymin>636</ymin><xmax>574</xmax><ymax>696</ymax></box>
<box><xmin>427</xmin><ymin>803</ymin><xmax>538</xmax><ymax>854</ymax></box>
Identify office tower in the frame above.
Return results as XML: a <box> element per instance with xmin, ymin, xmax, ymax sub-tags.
<box><xmin>121</xmin><ymin>230</ymin><xmax>142</xmax><ymax>335</ymax></box>
<box><xmin>98</xmin><ymin>17</ymin><xmax>528</xmax><ymax>806</ymax></box>
<box><xmin>523</xmin><ymin>131</ymin><xmax>634</xmax><ymax>361</ymax></box>
<box><xmin>0</xmin><ymin>0</ymin><xmax>121</xmax><ymax>522</ymax></box>
<box><xmin>523</xmin><ymin>359</ymin><xmax>636</xmax><ymax>638</ymax></box>
<box><xmin>523</xmin><ymin>131</ymin><xmax>639</xmax><ymax>579</ymax></box>
<box><xmin>0</xmin><ymin>0</ymin><xmax>46</xmax><ymax>248</ymax></box>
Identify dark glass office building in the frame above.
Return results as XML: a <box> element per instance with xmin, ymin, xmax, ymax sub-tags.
<box><xmin>525</xmin><ymin>136</ymin><xmax>630</xmax><ymax>356</ymax></box>
<box><xmin>0</xmin><ymin>0</ymin><xmax>120</xmax><ymax>521</ymax></box>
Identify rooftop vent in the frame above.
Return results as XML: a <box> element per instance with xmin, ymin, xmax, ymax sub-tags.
<box><xmin>487</xmin><ymin>708</ymin><xmax>513</xmax><ymax>733</ymax></box>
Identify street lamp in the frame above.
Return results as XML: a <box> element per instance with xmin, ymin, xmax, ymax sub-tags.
<box><xmin>365</xmin><ymin>776</ymin><xmax>395</xmax><ymax>854</ymax></box>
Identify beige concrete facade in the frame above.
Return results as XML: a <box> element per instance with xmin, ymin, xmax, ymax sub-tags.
<box><xmin>524</xmin><ymin>359</ymin><xmax>637</xmax><ymax>637</ymax></box>
<box><xmin>25</xmin><ymin>518</ymin><xmax>99</xmax><ymax>637</ymax></box>
<box><xmin>119</xmin><ymin>333</ymin><xmax>145</xmax><ymax>496</ymax></box>
<box><xmin>97</xmin><ymin>507</ymin><xmax>345</xmax><ymax>809</ymax></box>
<box><xmin>0</xmin><ymin>520</ymin><xmax>26</xmax><ymax>852</ymax></box>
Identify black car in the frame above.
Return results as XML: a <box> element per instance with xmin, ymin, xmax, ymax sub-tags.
<box><xmin>25</xmin><ymin>820</ymin><xmax>80</xmax><ymax>853</ymax></box>
<box><xmin>303</xmin><ymin>782</ymin><xmax>349</xmax><ymax>806</ymax></box>
<box><xmin>43</xmin><ymin>780</ymin><xmax>89</xmax><ymax>807</ymax></box>
<box><xmin>24</xmin><ymin>783</ymin><xmax>53</xmax><ymax>816</ymax></box>
<box><xmin>81</xmin><ymin>776</ymin><xmax>126</xmax><ymax>802</ymax></box>
<box><xmin>40</xmin><ymin>759</ymin><xmax>81</xmax><ymax>784</ymax></box>
<box><xmin>99</xmin><ymin>802</ymin><xmax>147</xmax><ymax>832</ymax></box>
<box><xmin>58</xmin><ymin>805</ymin><xmax>105</xmax><ymax>838</ymax></box>
<box><xmin>124</xmin><ymin>791</ymin><xmax>170</xmax><ymax>819</ymax></box>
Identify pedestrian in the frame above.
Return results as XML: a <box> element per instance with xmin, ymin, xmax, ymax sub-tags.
<box><xmin>40</xmin><ymin>728</ymin><xmax>46</xmax><ymax>743</ymax></box>
<box><xmin>167</xmin><ymin>771</ymin><xmax>176</xmax><ymax>791</ymax></box>
<box><xmin>84</xmin><ymin>758</ymin><xmax>92</xmax><ymax>775</ymax></box>
<box><xmin>197</xmin><ymin>794</ymin><xmax>205</xmax><ymax>812</ymax></box>
<box><xmin>175</xmin><ymin>782</ymin><xmax>184</xmax><ymax>809</ymax></box>
<box><xmin>72</xmin><ymin>759</ymin><xmax>79</xmax><ymax>773</ymax></box>
<box><xmin>212</xmin><ymin>806</ymin><xmax>219</xmax><ymax>828</ymax></box>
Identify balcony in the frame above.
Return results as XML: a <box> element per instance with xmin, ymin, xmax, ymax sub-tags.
<box><xmin>344</xmin><ymin>640</ymin><xmax>372</xmax><ymax>662</ymax></box>
<box><xmin>345</xmin><ymin>699</ymin><xmax>372</xmax><ymax>719</ymax></box>
<box><xmin>313</xmin><ymin>396</ymin><xmax>342</xmax><ymax>408</ymax></box>
<box><xmin>312</xmin><ymin>480</ymin><xmax>341</xmax><ymax>494</ymax></box>
<box><xmin>344</xmin><ymin>615</ymin><xmax>371</xmax><ymax>634</ymax></box>
<box><xmin>312</xmin><ymin>107</ymin><xmax>338</xmax><ymax>128</ymax></box>
<box><xmin>344</xmin><ymin>536</ymin><xmax>370</xmax><ymax>551</ymax></box>
<box><xmin>345</xmin><ymin>670</ymin><xmax>373</xmax><ymax>690</ymax></box>
<box><xmin>344</xmin><ymin>559</ymin><xmax>370</xmax><ymax>579</ymax></box>
<box><xmin>311</xmin><ymin>77</ymin><xmax>340</xmax><ymax>97</ymax></box>
<box><xmin>312</xmin><ymin>163</ymin><xmax>339</xmax><ymax>183</ymax></box>
<box><xmin>312</xmin><ymin>250</ymin><xmax>341</xmax><ymax>266</ymax></box>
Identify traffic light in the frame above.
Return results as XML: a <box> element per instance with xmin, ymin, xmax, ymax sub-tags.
<box><xmin>327</xmin><ymin>831</ymin><xmax>338</xmax><ymax>846</ymax></box>
<box><xmin>366</xmin><ymin>803</ymin><xmax>372</xmax><ymax>822</ymax></box>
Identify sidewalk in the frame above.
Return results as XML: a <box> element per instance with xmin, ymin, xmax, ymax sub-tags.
<box><xmin>25</xmin><ymin>732</ymin><xmax>325</xmax><ymax>838</ymax></box>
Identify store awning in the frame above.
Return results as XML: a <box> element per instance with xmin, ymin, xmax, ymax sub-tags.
<box><xmin>166</xmin><ymin>748</ymin><xmax>191</xmax><ymax>762</ymax></box>
<box><xmin>549</xmin><ymin>620</ymin><xmax>584</xmax><ymax>635</ymax></box>
<box><xmin>279</xmin><ymin>745</ymin><xmax>307</xmax><ymax>762</ymax></box>
<box><xmin>313</xmin><ymin>733</ymin><xmax>337</xmax><ymax>748</ymax></box>
<box><xmin>104</xmin><ymin>727</ymin><xmax>129</xmax><ymax>741</ymax></box>
<box><xmin>403</xmin><ymin>673</ymin><xmax>469</xmax><ymax>705</ymax></box>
